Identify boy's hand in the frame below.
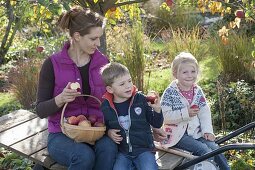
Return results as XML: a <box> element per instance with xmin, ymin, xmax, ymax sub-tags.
<box><xmin>204</xmin><ymin>133</ymin><xmax>215</xmax><ymax>141</ymax></box>
<box><xmin>107</xmin><ymin>129</ymin><xmax>123</xmax><ymax>144</ymax></box>
<box><xmin>152</xmin><ymin>128</ymin><xmax>167</xmax><ymax>142</ymax></box>
<box><xmin>147</xmin><ymin>91</ymin><xmax>161</xmax><ymax>113</ymax></box>
<box><xmin>188</xmin><ymin>105</ymin><xmax>200</xmax><ymax>117</ymax></box>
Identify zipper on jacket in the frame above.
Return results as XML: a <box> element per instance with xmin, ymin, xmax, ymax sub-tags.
<box><xmin>125</xmin><ymin>130</ymin><xmax>132</xmax><ymax>152</ymax></box>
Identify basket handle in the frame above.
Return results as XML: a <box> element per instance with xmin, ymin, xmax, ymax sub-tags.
<box><xmin>60</xmin><ymin>94</ymin><xmax>102</xmax><ymax>127</ymax></box>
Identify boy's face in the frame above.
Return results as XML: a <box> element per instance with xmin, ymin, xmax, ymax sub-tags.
<box><xmin>106</xmin><ymin>73</ymin><xmax>133</xmax><ymax>103</ymax></box>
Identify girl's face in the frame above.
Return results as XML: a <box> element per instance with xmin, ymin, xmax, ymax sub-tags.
<box><xmin>106</xmin><ymin>73</ymin><xmax>133</xmax><ymax>103</ymax></box>
<box><xmin>75</xmin><ymin>27</ymin><xmax>103</xmax><ymax>55</ymax></box>
<box><xmin>175</xmin><ymin>63</ymin><xmax>198</xmax><ymax>91</ymax></box>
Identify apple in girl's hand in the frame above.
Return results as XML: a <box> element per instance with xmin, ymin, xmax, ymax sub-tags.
<box><xmin>88</xmin><ymin>115</ymin><xmax>97</xmax><ymax>124</ymax></box>
<box><xmin>78</xmin><ymin>120</ymin><xmax>91</xmax><ymax>127</ymax></box>
<box><xmin>70</xmin><ymin>82</ymin><xmax>81</xmax><ymax>92</ymax></box>
<box><xmin>77</xmin><ymin>115</ymin><xmax>87</xmax><ymax>122</ymax></box>
<box><xmin>67</xmin><ymin>116</ymin><xmax>79</xmax><ymax>125</ymax></box>
<box><xmin>191</xmin><ymin>105</ymin><xmax>199</xmax><ymax>109</ymax></box>
<box><xmin>94</xmin><ymin>122</ymin><xmax>105</xmax><ymax>127</ymax></box>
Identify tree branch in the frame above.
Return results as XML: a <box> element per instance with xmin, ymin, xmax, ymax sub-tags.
<box><xmin>102</xmin><ymin>0</ymin><xmax>149</xmax><ymax>15</ymax></box>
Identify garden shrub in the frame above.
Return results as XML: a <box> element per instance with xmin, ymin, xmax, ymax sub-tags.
<box><xmin>145</xmin><ymin>4</ymin><xmax>203</xmax><ymax>38</ymax></box>
<box><xmin>0</xmin><ymin>151</ymin><xmax>33</xmax><ymax>170</ymax></box>
<box><xmin>210</xmin><ymin>34</ymin><xmax>255</xmax><ymax>83</ymax></box>
<box><xmin>8</xmin><ymin>59</ymin><xmax>41</xmax><ymax>110</ymax></box>
<box><xmin>166</xmin><ymin>26</ymin><xmax>210</xmax><ymax>62</ymax></box>
<box><xmin>202</xmin><ymin>78</ymin><xmax>255</xmax><ymax>134</ymax></box>
<box><xmin>110</xmin><ymin>23</ymin><xmax>149</xmax><ymax>92</ymax></box>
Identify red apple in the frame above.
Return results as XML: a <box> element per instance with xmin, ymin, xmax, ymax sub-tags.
<box><xmin>146</xmin><ymin>96</ymin><xmax>157</xmax><ymax>104</ymax></box>
<box><xmin>94</xmin><ymin>122</ymin><xmax>105</xmax><ymax>127</ymax></box>
<box><xmin>77</xmin><ymin>115</ymin><xmax>87</xmax><ymax>122</ymax></box>
<box><xmin>70</xmin><ymin>82</ymin><xmax>81</xmax><ymax>91</ymax></box>
<box><xmin>190</xmin><ymin>105</ymin><xmax>199</xmax><ymax>109</ymax></box>
<box><xmin>88</xmin><ymin>115</ymin><xmax>97</xmax><ymax>125</ymax></box>
<box><xmin>166</xmin><ymin>0</ymin><xmax>173</xmax><ymax>7</ymax></box>
<box><xmin>67</xmin><ymin>116</ymin><xmax>79</xmax><ymax>125</ymax></box>
<box><xmin>235</xmin><ymin>10</ymin><xmax>245</xmax><ymax>18</ymax></box>
<box><xmin>36</xmin><ymin>46</ymin><xmax>44</xmax><ymax>53</ymax></box>
<box><xmin>78</xmin><ymin>120</ymin><xmax>91</xmax><ymax>127</ymax></box>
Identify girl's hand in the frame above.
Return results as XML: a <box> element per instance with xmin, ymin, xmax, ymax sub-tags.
<box><xmin>204</xmin><ymin>133</ymin><xmax>215</xmax><ymax>141</ymax></box>
<box><xmin>188</xmin><ymin>106</ymin><xmax>200</xmax><ymax>117</ymax></box>
<box><xmin>55</xmin><ymin>82</ymin><xmax>81</xmax><ymax>107</ymax></box>
<box><xmin>107</xmin><ymin>129</ymin><xmax>123</xmax><ymax>144</ymax></box>
<box><xmin>147</xmin><ymin>91</ymin><xmax>161</xmax><ymax>113</ymax></box>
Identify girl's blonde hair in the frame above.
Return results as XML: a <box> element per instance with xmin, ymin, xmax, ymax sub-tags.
<box><xmin>171</xmin><ymin>52</ymin><xmax>199</xmax><ymax>78</ymax></box>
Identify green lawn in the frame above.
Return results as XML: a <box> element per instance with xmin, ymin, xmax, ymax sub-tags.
<box><xmin>0</xmin><ymin>92</ymin><xmax>21</xmax><ymax>117</ymax></box>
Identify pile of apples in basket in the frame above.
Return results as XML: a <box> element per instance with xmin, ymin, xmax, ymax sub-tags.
<box><xmin>65</xmin><ymin>114</ymin><xmax>105</xmax><ymax>128</ymax></box>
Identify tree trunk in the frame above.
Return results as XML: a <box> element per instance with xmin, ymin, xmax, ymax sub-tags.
<box><xmin>0</xmin><ymin>0</ymin><xmax>17</xmax><ymax>65</ymax></box>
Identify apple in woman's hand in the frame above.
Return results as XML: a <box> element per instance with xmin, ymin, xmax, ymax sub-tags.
<box><xmin>70</xmin><ymin>82</ymin><xmax>81</xmax><ymax>92</ymax></box>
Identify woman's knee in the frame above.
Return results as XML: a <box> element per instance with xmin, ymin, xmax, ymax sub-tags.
<box><xmin>71</xmin><ymin>146</ymin><xmax>95</xmax><ymax>167</ymax></box>
<box><xmin>95</xmin><ymin>136</ymin><xmax>117</xmax><ymax>154</ymax></box>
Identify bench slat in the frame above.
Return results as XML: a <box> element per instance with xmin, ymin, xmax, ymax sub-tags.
<box><xmin>157</xmin><ymin>152</ymin><xmax>184</xmax><ymax>170</ymax></box>
<box><xmin>0</xmin><ymin>117</ymin><xmax>47</xmax><ymax>147</ymax></box>
<box><xmin>11</xmin><ymin>130</ymin><xmax>48</xmax><ymax>156</ymax></box>
<box><xmin>30</xmin><ymin>148</ymin><xmax>56</xmax><ymax>169</ymax></box>
<box><xmin>0</xmin><ymin>109</ymin><xmax>37</xmax><ymax>133</ymax></box>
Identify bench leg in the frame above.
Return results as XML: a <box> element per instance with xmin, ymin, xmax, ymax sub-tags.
<box><xmin>33</xmin><ymin>163</ymin><xmax>50</xmax><ymax>170</ymax></box>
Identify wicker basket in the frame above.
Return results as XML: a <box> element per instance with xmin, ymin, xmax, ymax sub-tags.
<box><xmin>60</xmin><ymin>94</ymin><xmax>106</xmax><ymax>145</ymax></box>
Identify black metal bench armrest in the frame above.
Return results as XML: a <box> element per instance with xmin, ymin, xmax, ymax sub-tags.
<box><xmin>174</xmin><ymin>143</ymin><xmax>255</xmax><ymax>170</ymax></box>
<box><xmin>216</xmin><ymin>121</ymin><xmax>255</xmax><ymax>145</ymax></box>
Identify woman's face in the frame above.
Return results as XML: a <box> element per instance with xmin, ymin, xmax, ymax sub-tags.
<box><xmin>76</xmin><ymin>27</ymin><xmax>103</xmax><ymax>55</ymax></box>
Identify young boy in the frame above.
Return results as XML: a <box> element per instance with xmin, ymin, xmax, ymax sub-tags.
<box><xmin>100</xmin><ymin>62</ymin><xmax>163</xmax><ymax>170</ymax></box>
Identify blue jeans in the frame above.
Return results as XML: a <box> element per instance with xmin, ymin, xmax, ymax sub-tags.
<box><xmin>113</xmin><ymin>151</ymin><xmax>158</xmax><ymax>170</ymax></box>
<box><xmin>175</xmin><ymin>133</ymin><xmax>230</xmax><ymax>170</ymax></box>
<box><xmin>48</xmin><ymin>133</ymin><xmax>117</xmax><ymax>170</ymax></box>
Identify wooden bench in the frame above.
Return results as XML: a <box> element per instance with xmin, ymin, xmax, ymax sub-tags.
<box><xmin>0</xmin><ymin>109</ymin><xmax>187</xmax><ymax>170</ymax></box>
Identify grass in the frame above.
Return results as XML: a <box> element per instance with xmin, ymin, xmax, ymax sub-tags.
<box><xmin>0</xmin><ymin>92</ymin><xmax>21</xmax><ymax>117</ymax></box>
<box><xmin>144</xmin><ymin>68</ymin><xmax>171</xmax><ymax>95</ymax></box>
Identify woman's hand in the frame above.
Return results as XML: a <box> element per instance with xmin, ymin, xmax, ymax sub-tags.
<box><xmin>204</xmin><ymin>133</ymin><xmax>215</xmax><ymax>141</ymax></box>
<box><xmin>107</xmin><ymin>129</ymin><xmax>123</xmax><ymax>144</ymax></box>
<box><xmin>55</xmin><ymin>82</ymin><xmax>81</xmax><ymax>107</ymax></box>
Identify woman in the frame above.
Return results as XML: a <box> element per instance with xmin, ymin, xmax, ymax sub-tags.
<box><xmin>36</xmin><ymin>7</ymin><xmax>117</xmax><ymax>170</ymax></box>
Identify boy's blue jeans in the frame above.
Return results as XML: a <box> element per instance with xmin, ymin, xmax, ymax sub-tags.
<box><xmin>47</xmin><ymin>133</ymin><xmax>117</xmax><ymax>170</ymax></box>
<box><xmin>175</xmin><ymin>133</ymin><xmax>230</xmax><ymax>170</ymax></box>
<box><xmin>113</xmin><ymin>151</ymin><xmax>158</xmax><ymax>170</ymax></box>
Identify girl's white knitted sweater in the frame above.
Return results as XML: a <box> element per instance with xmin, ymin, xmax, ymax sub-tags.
<box><xmin>160</xmin><ymin>80</ymin><xmax>214</xmax><ymax>147</ymax></box>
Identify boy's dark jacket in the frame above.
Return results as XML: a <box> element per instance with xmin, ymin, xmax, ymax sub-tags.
<box><xmin>101</xmin><ymin>86</ymin><xmax>163</xmax><ymax>156</ymax></box>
